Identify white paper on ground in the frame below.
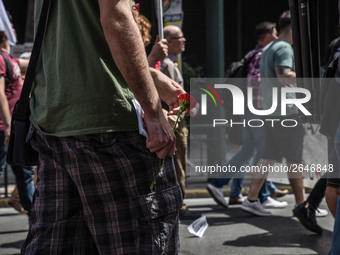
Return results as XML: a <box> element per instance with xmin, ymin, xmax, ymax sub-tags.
<box><xmin>187</xmin><ymin>216</ymin><xmax>208</xmax><ymax>238</ymax></box>
<box><xmin>132</xmin><ymin>99</ymin><xmax>149</xmax><ymax>138</ymax></box>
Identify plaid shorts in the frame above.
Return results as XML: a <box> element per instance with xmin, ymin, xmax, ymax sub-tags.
<box><xmin>21</xmin><ymin>127</ymin><xmax>182</xmax><ymax>255</ymax></box>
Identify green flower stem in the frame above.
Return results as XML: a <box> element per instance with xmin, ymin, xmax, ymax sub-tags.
<box><xmin>173</xmin><ymin>111</ymin><xmax>183</xmax><ymax>132</ymax></box>
<box><xmin>150</xmin><ymin>158</ymin><xmax>165</xmax><ymax>190</ymax></box>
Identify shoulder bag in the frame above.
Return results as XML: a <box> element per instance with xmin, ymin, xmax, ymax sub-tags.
<box><xmin>6</xmin><ymin>0</ymin><xmax>51</xmax><ymax>167</ymax></box>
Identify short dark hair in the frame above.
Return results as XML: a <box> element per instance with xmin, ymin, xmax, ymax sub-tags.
<box><xmin>255</xmin><ymin>22</ymin><xmax>276</xmax><ymax>41</ymax></box>
<box><xmin>278</xmin><ymin>10</ymin><xmax>291</xmax><ymax>33</ymax></box>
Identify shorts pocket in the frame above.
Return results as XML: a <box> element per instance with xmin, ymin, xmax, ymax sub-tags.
<box><xmin>134</xmin><ymin>184</ymin><xmax>182</xmax><ymax>221</ymax></box>
<box><xmin>134</xmin><ymin>185</ymin><xmax>182</xmax><ymax>254</ymax></box>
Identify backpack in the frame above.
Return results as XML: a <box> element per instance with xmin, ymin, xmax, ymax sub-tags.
<box><xmin>223</xmin><ymin>50</ymin><xmax>260</xmax><ymax>145</ymax></box>
<box><xmin>221</xmin><ymin>50</ymin><xmax>261</xmax><ymax>117</ymax></box>
<box><xmin>225</xmin><ymin>50</ymin><xmax>260</xmax><ymax>81</ymax></box>
<box><xmin>324</xmin><ymin>37</ymin><xmax>340</xmax><ymax>69</ymax></box>
<box><xmin>319</xmin><ymin>57</ymin><xmax>340</xmax><ymax>137</ymax></box>
<box><xmin>0</xmin><ymin>51</ymin><xmax>13</xmax><ymax>95</ymax></box>
<box><xmin>319</xmin><ymin>37</ymin><xmax>340</xmax><ymax>137</ymax></box>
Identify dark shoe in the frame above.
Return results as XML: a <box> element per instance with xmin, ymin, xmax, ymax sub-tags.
<box><xmin>179</xmin><ymin>209</ymin><xmax>201</xmax><ymax>220</ymax></box>
<box><xmin>229</xmin><ymin>197</ymin><xmax>244</xmax><ymax>205</ymax></box>
<box><xmin>207</xmin><ymin>183</ymin><xmax>228</xmax><ymax>208</ymax></box>
<box><xmin>293</xmin><ymin>201</ymin><xmax>322</xmax><ymax>235</ymax></box>
<box><xmin>270</xmin><ymin>189</ymin><xmax>289</xmax><ymax>198</ymax></box>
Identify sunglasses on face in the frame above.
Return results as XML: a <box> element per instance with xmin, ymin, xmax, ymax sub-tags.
<box><xmin>170</xmin><ymin>35</ymin><xmax>185</xmax><ymax>40</ymax></box>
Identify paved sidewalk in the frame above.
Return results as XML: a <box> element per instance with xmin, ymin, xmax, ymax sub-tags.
<box><xmin>180</xmin><ymin>195</ymin><xmax>334</xmax><ymax>255</ymax></box>
<box><xmin>0</xmin><ymin>194</ymin><xmax>334</xmax><ymax>255</ymax></box>
<box><xmin>0</xmin><ymin>206</ymin><xmax>28</xmax><ymax>255</ymax></box>
<box><xmin>0</xmin><ymin>132</ymin><xmax>333</xmax><ymax>254</ymax></box>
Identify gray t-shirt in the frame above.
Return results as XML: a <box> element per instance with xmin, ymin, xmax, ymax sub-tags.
<box><xmin>260</xmin><ymin>40</ymin><xmax>298</xmax><ymax>116</ymax></box>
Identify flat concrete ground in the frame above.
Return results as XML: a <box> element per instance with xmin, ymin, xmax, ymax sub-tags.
<box><xmin>180</xmin><ymin>195</ymin><xmax>334</xmax><ymax>255</ymax></box>
<box><xmin>0</xmin><ymin>194</ymin><xmax>334</xmax><ymax>255</ymax></box>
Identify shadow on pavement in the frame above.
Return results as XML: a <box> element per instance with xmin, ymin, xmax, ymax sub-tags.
<box><xmin>0</xmin><ymin>213</ymin><xmax>25</xmax><ymax>217</ymax></box>
<box><xmin>0</xmin><ymin>239</ymin><xmax>25</xmax><ymax>250</ymax></box>
<box><xmin>181</xmin><ymin>204</ymin><xmax>332</xmax><ymax>255</ymax></box>
<box><xmin>0</xmin><ymin>229</ymin><xmax>27</xmax><ymax>235</ymax></box>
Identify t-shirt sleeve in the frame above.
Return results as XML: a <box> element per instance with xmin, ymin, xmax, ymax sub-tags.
<box><xmin>274</xmin><ymin>45</ymin><xmax>294</xmax><ymax>69</ymax></box>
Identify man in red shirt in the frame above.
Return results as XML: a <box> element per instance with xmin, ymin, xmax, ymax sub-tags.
<box><xmin>0</xmin><ymin>29</ymin><xmax>35</xmax><ymax>215</ymax></box>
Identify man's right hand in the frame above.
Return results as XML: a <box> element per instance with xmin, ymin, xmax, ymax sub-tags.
<box><xmin>144</xmin><ymin>108</ymin><xmax>176</xmax><ymax>159</ymax></box>
<box><xmin>3</xmin><ymin>125</ymin><xmax>10</xmax><ymax>146</ymax></box>
<box><xmin>148</xmin><ymin>36</ymin><xmax>168</xmax><ymax>67</ymax></box>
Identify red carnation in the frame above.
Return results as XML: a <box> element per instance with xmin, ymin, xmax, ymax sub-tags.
<box><xmin>150</xmin><ymin>93</ymin><xmax>197</xmax><ymax>190</ymax></box>
<box><xmin>177</xmin><ymin>93</ymin><xmax>197</xmax><ymax>112</ymax></box>
<box><xmin>155</xmin><ymin>61</ymin><xmax>161</xmax><ymax>70</ymax></box>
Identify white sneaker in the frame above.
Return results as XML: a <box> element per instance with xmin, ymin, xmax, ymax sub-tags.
<box><xmin>262</xmin><ymin>197</ymin><xmax>288</xmax><ymax>208</ymax></box>
<box><xmin>241</xmin><ymin>198</ymin><xmax>272</xmax><ymax>216</ymax></box>
<box><xmin>207</xmin><ymin>183</ymin><xmax>228</xmax><ymax>208</ymax></box>
<box><xmin>316</xmin><ymin>208</ymin><xmax>328</xmax><ymax>217</ymax></box>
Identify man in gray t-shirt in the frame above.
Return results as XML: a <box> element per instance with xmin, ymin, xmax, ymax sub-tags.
<box><xmin>260</xmin><ymin>39</ymin><xmax>299</xmax><ymax>116</ymax></box>
<box><xmin>241</xmin><ymin>11</ymin><xmax>306</xmax><ymax>221</ymax></box>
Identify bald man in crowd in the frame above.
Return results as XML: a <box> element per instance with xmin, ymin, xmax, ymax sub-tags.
<box><xmin>161</xmin><ymin>25</ymin><xmax>197</xmax><ymax>220</ymax></box>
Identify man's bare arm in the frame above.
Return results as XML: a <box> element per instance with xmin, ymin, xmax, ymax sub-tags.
<box><xmin>19</xmin><ymin>58</ymin><xmax>29</xmax><ymax>73</ymax></box>
<box><xmin>0</xmin><ymin>76</ymin><xmax>11</xmax><ymax>145</ymax></box>
<box><xmin>150</xmin><ymin>67</ymin><xmax>185</xmax><ymax>110</ymax></box>
<box><xmin>98</xmin><ymin>0</ymin><xmax>175</xmax><ymax>158</ymax></box>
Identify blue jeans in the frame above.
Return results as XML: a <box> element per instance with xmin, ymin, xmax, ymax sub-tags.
<box><xmin>210</xmin><ymin>112</ymin><xmax>271</xmax><ymax>201</ymax></box>
<box><xmin>266</xmin><ymin>181</ymin><xmax>278</xmax><ymax>194</ymax></box>
<box><xmin>329</xmin><ymin>123</ymin><xmax>340</xmax><ymax>254</ymax></box>
<box><xmin>0</xmin><ymin>132</ymin><xmax>35</xmax><ymax>213</ymax></box>
<box><xmin>229</xmin><ymin>179</ymin><xmax>275</xmax><ymax>202</ymax></box>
